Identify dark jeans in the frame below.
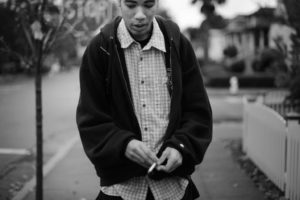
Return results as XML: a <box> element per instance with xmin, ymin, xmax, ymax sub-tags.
<box><xmin>96</xmin><ymin>180</ymin><xmax>199</xmax><ymax>200</ymax></box>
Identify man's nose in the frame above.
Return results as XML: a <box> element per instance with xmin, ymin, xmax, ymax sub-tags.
<box><xmin>134</xmin><ymin>7</ymin><xmax>146</xmax><ymax>20</ymax></box>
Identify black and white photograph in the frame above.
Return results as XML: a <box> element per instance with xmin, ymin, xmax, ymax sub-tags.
<box><xmin>0</xmin><ymin>0</ymin><xmax>299</xmax><ymax>199</ymax></box>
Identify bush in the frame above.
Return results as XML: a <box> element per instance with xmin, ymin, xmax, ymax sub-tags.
<box><xmin>51</xmin><ymin>32</ymin><xmax>78</xmax><ymax>68</ymax></box>
<box><xmin>223</xmin><ymin>45</ymin><xmax>238</xmax><ymax>58</ymax></box>
<box><xmin>251</xmin><ymin>48</ymin><xmax>291</xmax><ymax>88</ymax></box>
<box><xmin>230</xmin><ymin>60</ymin><xmax>245</xmax><ymax>73</ymax></box>
<box><xmin>287</xmin><ymin>68</ymin><xmax>300</xmax><ymax>101</ymax></box>
<box><xmin>0</xmin><ymin>5</ymin><xmax>25</xmax><ymax>74</ymax></box>
<box><xmin>205</xmin><ymin>75</ymin><xmax>275</xmax><ymax>88</ymax></box>
<box><xmin>252</xmin><ymin>48</ymin><xmax>286</xmax><ymax>72</ymax></box>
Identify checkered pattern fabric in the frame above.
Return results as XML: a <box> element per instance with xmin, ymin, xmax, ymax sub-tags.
<box><xmin>100</xmin><ymin>18</ymin><xmax>188</xmax><ymax>200</ymax></box>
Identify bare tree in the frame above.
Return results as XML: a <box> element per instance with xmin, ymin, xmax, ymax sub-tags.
<box><xmin>0</xmin><ymin>1</ymin><xmax>117</xmax><ymax>199</ymax></box>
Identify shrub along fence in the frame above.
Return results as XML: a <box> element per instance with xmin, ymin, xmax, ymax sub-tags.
<box><xmin>243</xmin><ymin>91</ymin><xmax>300</xmax><ymax>200</ymax></box>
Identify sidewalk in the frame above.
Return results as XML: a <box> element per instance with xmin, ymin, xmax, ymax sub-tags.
<box><xmin>23</xmin><ymin>141</ymin><xmax>99</xmax><ymax>200</ymax></box>
<box><xmin>22</xmin><ymin>123</ymin><xmax>265</xmax><ymax>200</ymax></box>
<box><xmin>192</xmin><ymin>123</ymin><xmax>265</xmax><ymax>200</ymax></box>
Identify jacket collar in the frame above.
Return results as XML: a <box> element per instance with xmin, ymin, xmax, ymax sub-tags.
<box><xmin>101</xmin><ymin>16</ymin><xmax>181</xmax><ymax>54</ymax></box>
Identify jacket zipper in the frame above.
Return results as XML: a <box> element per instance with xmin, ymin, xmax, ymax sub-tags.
<box><xmin>111</xmin><ymin>37</ymin><xmax>141</xmax><ymax>134</ymax></box>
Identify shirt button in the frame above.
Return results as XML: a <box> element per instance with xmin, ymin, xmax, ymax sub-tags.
<box><xmin>141</xmin><ymin>80</ymin><xmax>144</xmax><ymax>84</ymax></box>
<box><xmin>143</xmin><ymin>104</ymin><xmax>146</xmax><ymax>108</ymax></box>
<box><xmin>180</xmin><ymin>143</ymin><xmax>185</xmax><ymax>148</ymax></box>
<box><xmin>140</xmin><ymin>57</ymin><xmax>143</xmax><ymax>61</ymax></box>
<box><xmin>144</xmin><ymin>127</ymin><xmax>148</xmax><ymax>131</ymax></box>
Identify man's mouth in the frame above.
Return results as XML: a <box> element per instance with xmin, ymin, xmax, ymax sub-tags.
<box><xmin>134</xmin><ymin>24</ymin><xmax>147</xmax><ymax>29</ymax></box>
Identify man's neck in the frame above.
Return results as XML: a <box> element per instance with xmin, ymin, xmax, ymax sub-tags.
<box><xmin>138</xmin><ymin>35</ymin><xmax>152</xmax><ymax>48</ymax></box>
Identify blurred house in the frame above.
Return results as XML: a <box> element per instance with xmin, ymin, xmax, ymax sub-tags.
<box><xmin>186</xmin><ymin>0</ymin><xmax>295</xmax><ymax>75</ymax></box>
<box><xmin>226</xmin><ymin>8</ymin><xmax>275</xmax><ymax>55</ymax></box>
<box><xmin>224</xmin><ymin>2</ymin><xmax>295</xmax><ymax>75</ymax></box>
<box><xmin>225</xmin><ymin>8</ymin><xmax>277</xmax><ymax>74</ymax></box>
<box><xmin>208</xmin><ymin>29</ymin><xmax>227</xmax><ymax>61</ymax></box>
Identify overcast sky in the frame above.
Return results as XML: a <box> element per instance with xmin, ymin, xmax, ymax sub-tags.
<box><xmin>160</xmin><ymin>0</ymin><xmax>278</xmax><ymax>30</ymax></box>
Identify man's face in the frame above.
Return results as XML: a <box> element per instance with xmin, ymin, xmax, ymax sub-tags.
<box><xmin>119</xmin><ymin>0</ymin><xmax>159</xmax><ymax>41</ymax></box>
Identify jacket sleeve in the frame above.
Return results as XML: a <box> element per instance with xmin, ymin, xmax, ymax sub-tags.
<box><xmin>163</xmin><ymin>34</ymin><xmax>213</xmax><ymax>176</ymax></box>
<box><xmin>76</xmin><ymin>34</ymin><xmax>137</xmax><ymax>170</ymax></box>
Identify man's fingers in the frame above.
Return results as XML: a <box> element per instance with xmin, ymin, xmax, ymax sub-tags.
<box><xmin>157</xmin><ymin>149</ymin><xmax>169</xmax><ymax>165</ymax></box>
<box><xmin>127</xmin><ymin>149</ymin><xmax>149</xmax><ymax>168</ymax></box>
<box><xmin>160</xmin><ymin>159</ymin><xmax>175</xmax><ymax>172</ymax></box>
<box><xmin>140</xmin><ymin>146</ymin><xmax>158</xmax><ymax>164</ymax></box>
<box><xmin>131</xmin><ymin>156</ymin><xmax>148</xmax><ymax>168</ymax></box>
<box><xmin>125</xmin><ymin>140</ymin><xmax>157</xmax><ymax>167</ymax></box>
<box><xmin>157</xmin><ymin>148</ymin><xmax>182</xmax><ymax>173</ymax></box>
<box><xmin>157</xmin><ymin>156</ymin><xmax>181</xmax><ymax>172</ymax></box>
<box><xmin>126</xmin><ymin>148</ymin><xmax>143</xmax><ymax>162</ymax></box>
<box><xmin>125</xmin><ymin>143</ymin><xmax>147</xmax><ymax>166</ymax></box>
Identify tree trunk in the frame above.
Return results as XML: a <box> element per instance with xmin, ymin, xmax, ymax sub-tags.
<box><xmin>35</xmin><ymin>39</ymin><xmax>43</xmax><ymax>200</ymax></box>
<box><xmin>35</xmin><ymin>1</ymin><xmax>47</xmax><ymax>199</ymax></box>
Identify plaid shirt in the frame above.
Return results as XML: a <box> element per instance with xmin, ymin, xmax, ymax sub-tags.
<box><xmin>101</xmin><ymin>18</ymin><xmax>188</xmax><ymax>200</ymax></box>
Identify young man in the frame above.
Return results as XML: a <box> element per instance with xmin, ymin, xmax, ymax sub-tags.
<box><xmin>76</xmin><ymin>0</ymin><xmax>212</xmax><ymax>199</ymax></box>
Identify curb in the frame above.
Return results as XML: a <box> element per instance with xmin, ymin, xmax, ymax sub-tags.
<box><xmin>12</xmin><ymin>135</ymin><xmax>79</xmax><ymax>200</ymax></box>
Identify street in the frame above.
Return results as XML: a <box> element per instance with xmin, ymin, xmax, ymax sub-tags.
<box><xmin>0</xmin><ymin>69</ymin><xmax>265</xmax><ymax>200</ymax></box>
<box><xmin>0</xmin><ymin>69</ymin><xmax>79</xmax><ymax>149</ymax></box>
<box><xmin>0</xmin><ymin>69</ymin><xmax>80</xmax><ymax>199</ymax></box>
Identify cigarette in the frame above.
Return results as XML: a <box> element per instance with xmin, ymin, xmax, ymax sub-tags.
<box><xmin>147</xmin><ymin>163</ymin><xmax>157</xmax><ymax>174</ymax></box>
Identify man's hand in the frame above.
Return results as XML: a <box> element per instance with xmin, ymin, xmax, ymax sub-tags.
<box><xmin>125</xmin><ymin>139</ymin><xmax>158</xmax><ymax>168</ymax></box>
<box><xmin>156</xmin><ymin>147</ymin><xmax>182</xmax><ymax>173</ymax></box>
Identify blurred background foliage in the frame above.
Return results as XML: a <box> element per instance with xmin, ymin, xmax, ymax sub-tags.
<box><xmin>0</xmin><ymin>0</ymin><xmax>172</xmax><ymax>75</ymax></box>
<box><xmin>0</xmin><ymin>0</ymin><xmax>120</xmax><ymax>74</ymax></box>
<box><xmin>0</xmin><ymin>0</ymin><xmax>299</xmax><ymax>100</ymax></box>
<box><xmin>0</xmin><ymin>0</ymin><xmax>63</xmax><ymax>74</ymax></box>
<box><xmin>282</xmin><ymin>0</ymin><xmax>300</xmax><ymax>100</ymax></box>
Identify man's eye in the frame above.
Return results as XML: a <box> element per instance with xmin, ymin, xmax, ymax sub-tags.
<box><xmin>125</xmin><ymin>2</ymin><xmax>136</xmax><ymax>8</ymax></box>
<box><xmin>144</xmin><ymin>2</ymin><xmax>155</xmax><ymax>8</ymax></box>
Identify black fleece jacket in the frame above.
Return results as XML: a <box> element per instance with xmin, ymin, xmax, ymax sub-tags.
<box><xmin>76</xmin><ymin>16</ymin><xmax>213</xmax><ymax>186</ymax></box>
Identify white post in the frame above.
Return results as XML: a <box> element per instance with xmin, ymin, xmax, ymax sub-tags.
<box><xmin>285</xmin><ymin>113</ymin><xmax>300</xmax><ymax>200</ymax></box>
<box><xmin>229</xmin><ymin>76</ymin><xmax>239</xmax><ymax>95</ymax></box>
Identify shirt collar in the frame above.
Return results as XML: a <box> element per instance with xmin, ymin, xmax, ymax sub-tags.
<box><xmin>117</xmin><ymin>18</ymin><xmax>166</xmax><ymax>52</ymax></box>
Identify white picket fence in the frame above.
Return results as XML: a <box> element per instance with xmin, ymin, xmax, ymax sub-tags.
<box><xmin>286</xmin><ymin>115</ymin><xmax>300</xmax><ymax>200</ymax></box>
<box><xmin>243</xmin><ymin>97</ymin><xmax>300</xmax><ymax>200</ymax></box>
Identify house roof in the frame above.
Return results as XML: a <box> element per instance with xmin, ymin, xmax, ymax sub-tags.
<box><xmin>225</xmin><ymin>7</ymin><xmax>277</xmax><ymax>33</ymax></box>
<box><xmin>247</xmin><ymin>7</ymin><xmax>275</xmax><ymax>18</ymax></box>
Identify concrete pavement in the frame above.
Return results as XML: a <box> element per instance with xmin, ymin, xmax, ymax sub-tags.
<box><xmin>22</xmin><ymin>139</ymin><xmax>99</xmax><ymax>200</ymax></box>
<box><xmin>21</xmin><ymin>122</ymin><xmax>265</xmax><ymax>200</ymax></box>
<box><xmin>192</xmin><ymin>123</ymin><xmax>265</xmax><ymax>200</ymax></box>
